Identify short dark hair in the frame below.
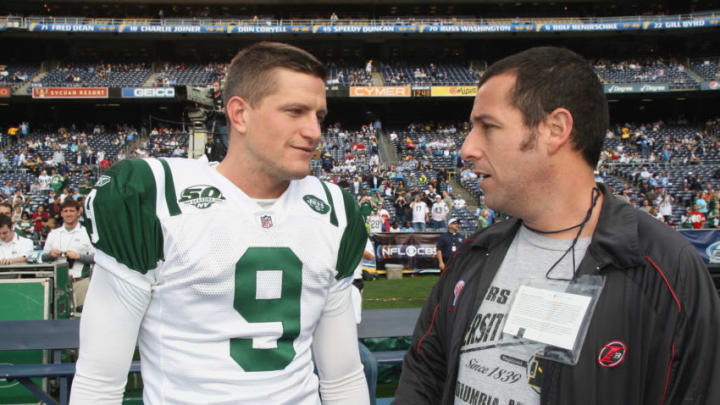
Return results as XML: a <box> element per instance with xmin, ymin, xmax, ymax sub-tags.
<box><xmin>60</xmin><ymin>198</ymin><xmax>81</xmax><ymax>210</ymax></box>
<box><xmin>478</xmin><ymin>46</ymin><xmax>608</xmax><ymax>167</ymax></box>
<box><xmin>223</xmin><ymin>41</ymin><xmax>327</xmax><ymax>112</ymax></box>
<box><xmin>0</xmin><ymin>214</ymin><xmax>12</xmax><ymax>229</ymax></box>
<box><xmin>0</xmin><ymin>202</ymin><xmax>12</xmax><ymax>215</ymax></box>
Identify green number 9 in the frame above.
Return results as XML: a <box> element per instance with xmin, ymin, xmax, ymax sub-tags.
<box><xmin>230</xmin><ymin>247</ymin><xmax>303</xmax><ymax>372</ymax></box>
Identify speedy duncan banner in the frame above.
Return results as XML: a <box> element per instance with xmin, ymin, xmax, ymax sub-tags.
<box><xmin>371</xmin><ymin>233</ymin><xmax>440</xmax><ymax>271</ymax></box>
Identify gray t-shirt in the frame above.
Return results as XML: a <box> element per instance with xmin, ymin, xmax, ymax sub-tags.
<box><xmin>454</xmin><ymin>226</ymin><xmax>591</xmax><ymax>405</ymax></box>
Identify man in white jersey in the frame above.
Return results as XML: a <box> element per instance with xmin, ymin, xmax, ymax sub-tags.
<box><xmin>395</xmin><ymin>47</ymin><xmax>720</xmax><ymax>404</ymax></box>
<box><xmin>71</xmin><ymin>42</ymin><xmax>370</xmax><ymax>405</ymax></box>
<box><xmin>410</xmin><ymin>193</ymin><xmax>429</xmax><ymax>231</ymax></box>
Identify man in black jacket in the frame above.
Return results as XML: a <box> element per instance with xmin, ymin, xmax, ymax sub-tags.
<box><xmin>394</xmin><ymin>47</ymin><xmax>720</xmax><ymax>405</ymax></box>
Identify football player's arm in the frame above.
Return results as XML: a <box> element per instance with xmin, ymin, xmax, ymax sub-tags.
<box><xmin>313</xmin><ymin>287</ymin><xmax>369</xmax><ymax>405</ymax></box>
<box><xmin>70</xmin><ymin>266</ymin><xmax>150</xmax><ymax>405</ymax></box>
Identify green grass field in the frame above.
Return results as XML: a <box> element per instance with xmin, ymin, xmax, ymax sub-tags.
<box><xmin>362</xmin><ymin>274</ymin><xmax>440</xmax><ymax>310</ymax></box>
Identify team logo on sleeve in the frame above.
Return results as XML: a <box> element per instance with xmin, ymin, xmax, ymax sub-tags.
<box><xmin>179</xmin><ymin>185</ymin><xmax>226</xmax><ymax>209</ymax></box>
<box><xmin>95</xmin><ymin>175</ymin><xmax>111</xmax><ymax>187</ymax></box>
<box><xmin>303</xmin><ymin>195</ymin><xmax>330</xmax><ymax>214</ymax></box>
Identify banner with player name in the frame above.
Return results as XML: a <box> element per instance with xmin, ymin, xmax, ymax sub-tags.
<box><xmin>0</xmin><ymin>87</ymin><xmax>9</xmax><ymax>98</ymax></box>
<box><xmin>32</xmin><ymin>87</ymin><xmax>108</xmax><ymax>99</ymax></box>
<box><xmin>431</xmin><ymin>86</ymin><xmax>477</xmax><ymax>97</ymax></box>
<box><xmin>700</xmin><ymin>81</ymin><xmax>720</xmax><ymax>91</ymax></box>
<box><xmin>350</xmin><ymin>86</ymin><xmax>411</xmax><ymax>97</ymax></box>
<box><xmin>603</xmin><ymin>83</ymin><xmax>669</xmax><ymax>93</ymax></box>
<box><xmin>23</xmin><ymin>17</ymin><xmax>720</xmax><ymax>36</ymax></box>
<box><xmin>371</xmin><ymin>232</ymin><xmax>441</xmax><ymax>271</ymax></box>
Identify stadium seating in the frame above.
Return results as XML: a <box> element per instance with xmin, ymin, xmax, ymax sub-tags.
<box><xmin>690</xmin><ymin>58</ymin><xmax>720</xmax><ymax>81</ymax></box>
<box><xmin>593</xmin><ymin>59</ymin><xmax>698</xmax><ymax>89</ymax></box>
<box><xmin>40</xmin><ymin>64</ymin><xmax>151</xmax><ymax>88</ymax></box>
<box><xmin>0</xmin><ymin>64</ymin><xmax>41</xmax><ymax>90</ymax></box>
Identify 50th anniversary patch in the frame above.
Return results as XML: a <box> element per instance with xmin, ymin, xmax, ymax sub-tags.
<box><xmin>179</xmin><ymin>185</ymin><xmax>226</xmax><ymax>209</ymax></box>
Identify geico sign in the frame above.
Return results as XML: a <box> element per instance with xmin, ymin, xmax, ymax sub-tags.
<box><xmin>350</xmin><ymin>86</ymin><xmax>411</xmax><ymax>97</ymax></box>
<box><xmin>133</xmin><ymin>88</ymin><xmax>175</xmax><ymax>97</ymax></box>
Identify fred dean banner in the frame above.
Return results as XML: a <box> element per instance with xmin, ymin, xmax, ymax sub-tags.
<box><xmin>431</xmin><ymin>86</ymin><xmax>477</xmax><ymax>97</ymax></box>
<box><xmin>350</xmin><ymin>86</ymin><xmax>410</xmax><ymax>97</ymax></box>
<box><xmin>371</xmin><ymin>233</ymin><xmax>440</xmax><ymax>272</ymax></box>
<box><xmin>32</xmin><ymin>87</ymin><xmax>108</xmax><ymax>99</ymax></box>
<box><xmin>603</xmin><ymin>83</ymin><xmax>669</xmax><ymax>93</ymax></box>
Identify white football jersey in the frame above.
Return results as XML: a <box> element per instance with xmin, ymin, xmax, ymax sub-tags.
<box><xmin>83</xmin><ymin>157</ymin><xmax>367</xmax><ymax>405</ymax></box>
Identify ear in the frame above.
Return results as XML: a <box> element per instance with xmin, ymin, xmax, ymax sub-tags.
<box><xmin>225</xmin><ymin>96</ymin><xmax>250</xmax><ymax>136</ymax></box>
<box><xmin>543</xmin><ymin>107</ymin><xmax>574</xmax><ymax>155</ymax></box>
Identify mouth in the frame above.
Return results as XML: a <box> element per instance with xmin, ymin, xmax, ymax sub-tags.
<box><xmin>291</xmin><ymin>145</ymin><xmax>314</xmax><ymax>154</ymax></box>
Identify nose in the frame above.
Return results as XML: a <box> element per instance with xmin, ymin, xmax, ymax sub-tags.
<box><xmin>301</xmin><ymin>114</ymin><xmax>323</xmax><ymax>143</ymax></box>
<box><xmin>460</xmin><ymin>128</ymin><xmax>483</xmax><ymax>162</ymax></box>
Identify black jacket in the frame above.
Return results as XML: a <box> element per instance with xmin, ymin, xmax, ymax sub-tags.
<box><xmin>394</xmin><ymin>184</ymin><xmax>720</xmax><ymax>405</ymax></box>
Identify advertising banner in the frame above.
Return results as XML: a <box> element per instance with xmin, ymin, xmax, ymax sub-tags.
<box><xmin>679</xmin><ymin>230</ymin><xmax>720</xmax><ymax>264</ymax></box>
<box><xmin>603</xmin><ymin>83</ymin><xmax>669</xmax><ymax>93</ymax></box>
<box><xmin>32</xmin><ymin>87</ymin><xmax>108</xmax><ymax>99</ymax></box>
<box><xmin>371</xmin><ymin>233</ymin><xmax>441</xmax><ymax>271</ymax></box>
<box><xmin>349</xmin><ymin>86</ymin><xmax>411</xmax><ymax>97</ymax></box>
<box><xmin>431</xmin><ymin>86</ymin><xmax>477</xmax><ymax>97</ymax></box>
<box><xmin>0</xmin><ymin>87</ymin><xmax>9</xmax><ymax>98</ymax></box>
<box><xmin>121</xmin><ymin>87</ymin><xmax>175</xmax><ymax>98</ymax></box>
<box><xmin>700</xmin><ymin>81</ymin><xmax>720</xmax><ymax>91</ymax></box>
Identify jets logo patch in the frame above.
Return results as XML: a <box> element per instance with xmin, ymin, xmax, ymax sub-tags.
<box><xmin>95</xmin><ymin>175</ymin><xmax>111</xmax><ymax>187</ymax></box>
<box><xmin>303</xmin><ymin>195</ymin><xmax>330</xmax><ymax>214</ymax></box>
<box><xmin>598</xmin><ymin>341</ymin><xmax>627</xmax><ymax>368</ymax></box>
<box><xmin>179</xmin><ymin>185</ymin><xmax>226</xmax><ymax>209</ymax></box>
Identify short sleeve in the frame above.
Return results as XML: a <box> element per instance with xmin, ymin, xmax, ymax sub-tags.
<box><xmin>83</xmin><ymin>159</ymin><xmax>164</xmax><ymax>274</ymax></box>
<box><xmin>335</xmin><ymin>188</ymin><xmax>368</xmax><ymax>280</ymax></box>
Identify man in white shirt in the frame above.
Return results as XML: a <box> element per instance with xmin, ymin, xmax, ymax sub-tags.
<box><xmin>0</xmin><ymin>215</ymin><xmax>33</xmax><ymax>265</ymax></box>
<box><xmin>410</xmin><ymin>193</ymin><xmax>429</xmax><ymax>231</ymax></box>
<box><xmin>42</xmin><ymin>198</ymin><xmax>94</xmax><ymax>309</ymax></box>
<box><xmin>430</xmin><ymin>195</ymin><xmax>449</xmax><ymax>230</ymax></box>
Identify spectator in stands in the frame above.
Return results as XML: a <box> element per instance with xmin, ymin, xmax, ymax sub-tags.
<box><xmin>687</xmin><ymin>203</ymin><xmax>706</xmax><ymax>229</ymax></box>
<box><xmin>395</xmin><ymin>47</ymin><xmax>720</xmax><ymax>405</ymax></box>
<box><xmin>394</xmin><ymin>194</ymin><xmax>410</xmax><ymax>224</ymax></box>
<box><xmin>429</xmin><ymin>195</ymin><xmax>449</xmax><ymax>230</ymax></box>
<box><xmin>31</xmin><ymin>205</ymin><xmax>49</xmax><ymax>234</ymax></box>
<box><xmin>15</xmin><ymin>211</ymin><xmax>33</xmax><ymax>238</ymax></box>
<box><xmin>400</xmin><ymin>221</ymin><xmax>415</xmax><ymax>232</ymax></box>
<box><xmin>0</xmin><ymin>214</ymin><xmax>33</xmax><ymax>265</ymax></box>
<box><xmin>42</xmin><ymin>198</ymin><xmax>94</xmax><ymax>309</ymax></box>
<box><xmin>657</xmin><ymin>191</ymin><xmax>674</xmax><ymax>224</ymax></box>
<box><xmin>410</xmin><ymin>193</ymin><xmax>429</xmax><ymax>231</ymax></box>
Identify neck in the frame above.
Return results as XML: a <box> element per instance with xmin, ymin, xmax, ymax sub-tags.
<box><xmin>521</xmin><ymin>171</ymin><xmax>603</xmax><ymax>240</ymax></box>
<box><xmin>216</xmin><ymin>146</ymin><xmax>290</xmax><ymax>199</ymax></box>
<box><xmin>64</xmin><ymin>222</ymin><xmax>78</xmax><ymax>230</ymax></box>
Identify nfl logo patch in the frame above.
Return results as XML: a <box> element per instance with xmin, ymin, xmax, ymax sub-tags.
<box><xmin>261</xmin><ymin>215</ymin><xmax>273</xmax><ymax>229</ymax></box>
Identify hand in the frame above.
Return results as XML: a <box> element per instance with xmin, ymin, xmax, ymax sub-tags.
<box><xmin>65</xmin><ymin>250</ymin><xmax>80</xmax><ymax>260</ymax></box>
<box><xmin>0</xmin><ymin>258</ymin><xmax>10</xmax><ymax>265</ymax></box>
<box><xmin>50</xmin><ymin>249</ymin><xmax>62</xmax><ymax>259</ymax></box>
<box><xmin>439</xmin><ymin>262</ymin><xmax>445</xmax><ymax>271</ymax></box>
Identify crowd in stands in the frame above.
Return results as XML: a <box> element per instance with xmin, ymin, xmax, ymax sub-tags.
<box><xmin>2</xmin><ymin>114</ymin><xmax>720</xmax><ymax>251</ymax></box>
<box><xmin>155</xmin><ymin>62</ymin><xmax>226</xmax><ymax>87</ymax></box>
<box><xmin>0</xmin><ymin>122</ymin><xmax>189</xmax><ymax>248</ymax></box>
<box><xmin>3</xmin><ymin>57</ymin><xmax>720</xmax><ymax>93</ymax></box>
<box><xmin>593</xmin><ymin>58</ymin><xmax>697</xmax><ymax>89</ymax></box>
<box><xmin>381</xmin><ymin>63</ymin><xmax>482</xmax><ymax>86</ymax></box>
<box><xmin>39</xmin><ymin>63</ymin><xmax>151</xmax><ymax>88</ymax></box>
